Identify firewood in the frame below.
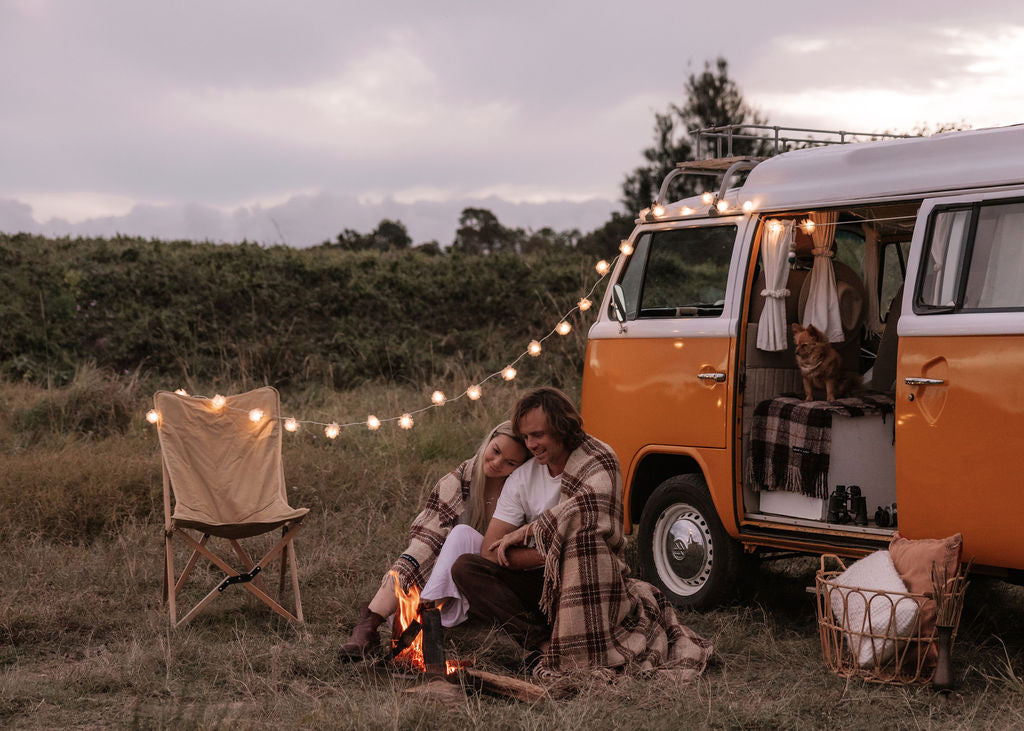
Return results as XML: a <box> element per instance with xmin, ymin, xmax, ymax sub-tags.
<box><xmin>448</xmin><ymin>667</ymin><xmax>547</xmax><ymax>703</ymax></box>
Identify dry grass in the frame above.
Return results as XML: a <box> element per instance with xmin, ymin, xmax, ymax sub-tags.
<box><xmin>2</xmin><ymin>377</ymin><xmax>1023</xmax><ymax>729</ymax></box>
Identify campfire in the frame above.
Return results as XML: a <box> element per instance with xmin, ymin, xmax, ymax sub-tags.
<box><xmin>384</xmin><ymin>571</ymin><xmax>546</xmax><ymax>703</ymax></box>
<box><xmin>388</xmin><ymin>571</ymin><xmax>470</xmax><ymax>676</ymax></box>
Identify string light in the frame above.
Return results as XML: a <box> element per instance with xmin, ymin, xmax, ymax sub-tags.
<box><xmin>768</xmin><ymin>219</ymin><xmax>783</xmax><ymax>235</ymax></box>
<box><xmin>652</xmin><ymin>205</ymin><xmax>665</xmax><ymax>217</ymax></box>
<box><xmin>801</xmin><ymin>218</ymin><xmax>816</xmax><ymax>234</ymax></box>
<box><xmin>619</xmin><ymin>240</ymin><xmax>633</xmax><ymax>256</ymax></box>
<box><xmin>716</xmin><ymin>200</ymin><xmax>729</xmax><ymax>213</ymax></box>
<box><xmin>680</xmin><ymin>206</ymin><xmax>693</xmax><ymax>215</ymax></box>
<box><xmin>701</xmin><ymin>192</ymin><xmax>713</xmax><ymax>205</ymax></box>
<box><xmin>742</xmin><ymin>201</ymin><xmax>754</xmax><ymax>212</ymax></box>
<box><xmin>146</xmin><ymin>251</ymin><xmax>619</xmax><ymax>437</ymax></box>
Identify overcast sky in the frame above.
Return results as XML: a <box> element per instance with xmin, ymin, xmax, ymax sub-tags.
<box><xmin>2</xmin><ymin>0</ymin><xmax>1023</xmax><ymax>246</ymax></box>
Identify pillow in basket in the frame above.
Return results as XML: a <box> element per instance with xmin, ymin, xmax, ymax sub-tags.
<box><xmin>830</xmin><ymin>550</ymin><xmax>919</xmax><ymax>668</ymax></box>
<box><xmin>889</xmin><ymin>532</ymin><xmax>962</xmax><ymax>661</ymax></box>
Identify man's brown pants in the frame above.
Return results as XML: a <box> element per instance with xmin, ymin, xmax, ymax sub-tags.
<box><xmin>450</xmin><ymin>553</ymin><xmax>550</xmax><ymax>650</ymax></box>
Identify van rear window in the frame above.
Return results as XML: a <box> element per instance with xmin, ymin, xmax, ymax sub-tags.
<box><xmin>615</xmin><ymin>225</ymin><xmax>736</xmax><ymax>320</ymax></box>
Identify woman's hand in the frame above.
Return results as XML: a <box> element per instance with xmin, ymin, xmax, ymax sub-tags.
<box><xmin>489</xmin><ymin>522</ymin><xmax>532</xmax><ymax>567</ymax></box>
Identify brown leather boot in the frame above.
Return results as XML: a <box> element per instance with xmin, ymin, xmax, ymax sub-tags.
<box><xmin>339</xmin><ymin>604</ymin><xmax>385</xmax><ymax>661</ymax></box>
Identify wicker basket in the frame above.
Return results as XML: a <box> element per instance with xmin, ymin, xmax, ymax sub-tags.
<box><xmin>814</xmin><ymin>554</ymin><xmax>967</xmax><ymax>684</ymax></box>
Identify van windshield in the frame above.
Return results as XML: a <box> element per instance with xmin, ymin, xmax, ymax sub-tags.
<box><xmin>616</xmin><ymin>225</ymin><xmax>736</xmax><ymax>319</ymax></box>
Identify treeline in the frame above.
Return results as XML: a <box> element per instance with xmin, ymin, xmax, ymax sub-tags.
<box><xmin>0</xmin><ymin>233</ymin><xmax>602</xmax><ymax>389</ymax></box>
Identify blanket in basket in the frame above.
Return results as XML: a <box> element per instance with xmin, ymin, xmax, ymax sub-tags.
<box><xmin>748</xmin><ymin>393</ymin><xmax>894</xmax><ymax>498</ymax></box>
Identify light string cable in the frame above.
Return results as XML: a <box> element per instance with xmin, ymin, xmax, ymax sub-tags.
<box><xmin>147</xmin><ymin>254</ymin><xmax>621</xmax><ymax>436</ymax></box>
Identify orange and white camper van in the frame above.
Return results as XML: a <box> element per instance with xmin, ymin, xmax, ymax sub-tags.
<box><xmin>581</xmin><ymin>124</ymin><xmax>1024</xmax><ymax>608</ymax></box>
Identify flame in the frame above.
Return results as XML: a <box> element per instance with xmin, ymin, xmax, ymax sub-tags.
<box><xmin>389</xmin><ymin>570</ymin><xmax>425</xmax><ymax>672</ymax></box>
<box><xmin>389</xmin><ymin>571</ymin><xmax>471</xmax><ymax>675</ymax></box>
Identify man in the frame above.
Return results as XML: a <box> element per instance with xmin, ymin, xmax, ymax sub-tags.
<box><xmin>453</xmin><ymin>386</ymin><xmax>713</xmax><ymax>678</ymax></box>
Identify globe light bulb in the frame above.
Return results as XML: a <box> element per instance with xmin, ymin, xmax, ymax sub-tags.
<box><xmin>211</xmin><ymin>394</ymin><xmax>226</xmax><ymax>411</ymax></box>
<box><xmin>431</xmin><ymin>390</ymin><xmax>446</xmax><ymax>405</ymax></box>
<box><xmin>595</xmin><ymin>260</ymin><xmax>610</xmax><ymax>275</ymax></box>
<box><xmin>680</xmin><ymin>206</ymin><xmax>693</xmax><ymax>216</ymax></box>
<box><xmin>528</xmin><ymin>340</ymin><xmax>542</xmax><ymax>357</ymax></box>
<box><xmin>701</xmin><ymin>192</ymin><xmax>713</xmax><ymax>205</ymax></box>
<box><xmin>801</xmin><ymin>218</ymin><xmax>816</xmax><ymax>234</ymax></box>
<box><xmin>768</xmin><ymin>220</ymin><xmax>782</xmax><ymax>235</ymax></box>
<box><xmin>742</xmin><ymin>201</ymin><xmax>754</xmax><ymax>212</ymax></box>
<box><xmin>325</xmin><ymin>423</ymin><xmax>340</xmax><ymax>439</ymax></box>
<box><xmin>367</xmin><ymin>415</ymin><xmax>381</xmax><ymax>431</ymax></box>
<box><xmin>619</xmin><ymin>240</ymin><xmax>633</xmax><ymax>256</ymax></box>
<box><xmin>284</xmin><ymin>418</ymin><xmax>299</xmax><ymax>432</ymax></box>
<box><xmin>652</xmin><ymin>205</ymin><xmax>665</xmax><ymax>217</ymax></box>
<box><xmin>556</xmin><ymin>321</ymin><xmax>572</xmax><ymax>336</ymax></box>
<box><xmin>146</xmin><ymin>409</ymin><xmax>159</xmax><ymax>424</ymax></box>
<box><xmin>716</xmin><ymin>200</ymin><xmax>729</xmax><ymax>213</ymax></box>
<box><xmin>578</xmin><ymin>297</ymin><xmax>592</xmax><ymax>312</ymax></box>
<box><xmin>399</xmin><ymin>413</ymin><xmax>414</xmax><ymax>430</ymax></box>
<box><xmin>466</xmin><ymin>385</ymin><xmax>482</xmax><ymax>401</ymax></box>
<box><xmin>248</xmin><ymin>408</ymin><xmax>264</xmax><ymax>422</ymax></box>
<box><xmin>502</xmin><ymin>365</ymin><xmax>517</xmax><ymax>381</ymax></box>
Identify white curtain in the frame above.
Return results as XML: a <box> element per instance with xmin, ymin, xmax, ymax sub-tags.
<box><xmin>757</xmin><ymin>219</ymin><xmax>794</xmax><ymax>351</ymax></box>
<box><xmin>801</xmin><ymin>211</ymin><xmax>844</xmax><ymax>343</ymax></box>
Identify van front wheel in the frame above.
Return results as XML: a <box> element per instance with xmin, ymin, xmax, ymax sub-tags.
<box><xmin>638</xmin><ymin>474</ymin><xmax>739</xmax><ymax>609</ymax></box>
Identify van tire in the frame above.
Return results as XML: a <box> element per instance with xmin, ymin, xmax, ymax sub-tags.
<box><xmin>638</xmin><ymin>474</ymin><xmax>739</xmax><ymax>609</ymax></box>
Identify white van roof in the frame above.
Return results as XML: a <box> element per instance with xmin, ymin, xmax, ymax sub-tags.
<box><xmin>667</xmin><ymin>125</ymin><xmax>1024</xmax><ymax>214</ymax></box>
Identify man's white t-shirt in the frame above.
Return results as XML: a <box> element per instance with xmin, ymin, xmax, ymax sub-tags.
<box><xmin>491</xmin><ymin>458</ymin><xmax>562</xmax><ymax>527</ymax></box>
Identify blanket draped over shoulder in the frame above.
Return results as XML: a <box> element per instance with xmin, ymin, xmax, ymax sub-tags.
<box><xmin>532</xmin><ymin>436</ymin><xmax>713</xmax><ymax>680</ymax></box>
<box><xmin>389</xmin><ymin>457</ymin><xmax>473</xmax><ymax>592</ymax></box>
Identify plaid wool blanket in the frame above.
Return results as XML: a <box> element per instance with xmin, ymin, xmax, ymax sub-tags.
<box><xmin>748</xmin><ymin>393</ymin><xmax>895</xmax><ymax>498</ymax></box>
<box><xmin>532</xmin><ymin>436</ymin><xmax>713</xmax><ymax>679</ymax></box>
<box><xmin>389</xmin><ymin>457</ymin><xmax>473</xmax><ymax>591</ymax></box>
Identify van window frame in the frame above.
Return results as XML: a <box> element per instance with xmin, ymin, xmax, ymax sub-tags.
<box><xmin>913</xmin><ymin>195</ymin><xmax>1024</xmax><ymax>315</ymax></box>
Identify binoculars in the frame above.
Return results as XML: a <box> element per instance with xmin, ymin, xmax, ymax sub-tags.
<box><xmin>827</xmin><ymin>484</ymin><xmax>868</xmax><ymax>526</ymax></box>
<box><xmin>874</xmin><ymin>503</ymin><xmax>898</xmax><ymax>528</ymax></box>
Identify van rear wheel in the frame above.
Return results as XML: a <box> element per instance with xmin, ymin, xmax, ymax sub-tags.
<box><xmin>638</xmin><ymin>474</ymin><xmax>739</xmax><ymax>609</ymax></box>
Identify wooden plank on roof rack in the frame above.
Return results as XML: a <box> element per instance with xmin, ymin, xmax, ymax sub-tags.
<box><xmin>675</xmin><ymin>156</ymin><xmax>765</xmax><ymax>172</ymax></box>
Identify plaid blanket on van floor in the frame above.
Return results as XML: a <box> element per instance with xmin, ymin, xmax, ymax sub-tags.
<box><xmin>390</xmin><ymin>457</ymin><xmax>473</xmax><ymax>592</ymax></box>
<box><xmin>532</xmin><ymin>435</ymin><xmax>713</xmax><ymax>680</ymax></box>
<box><xmin>747</xmin><ymin>393</ymin><xmax>895</xmax><ymax>499</ymax></box>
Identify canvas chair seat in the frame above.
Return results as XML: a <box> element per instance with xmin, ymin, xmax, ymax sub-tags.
<box><xmin>156</xmin><ymin>386</ymin><xmax>307</xmax><ymax>626</ymax></box>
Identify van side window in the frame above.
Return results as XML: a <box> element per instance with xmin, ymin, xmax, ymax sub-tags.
<box><xmin>918</xmin><ymin>200</ymin><xmax>1024</xmax><ymax>312</ymax></box>
<box><xmin>615</xmin><ymin>225</ymin><xmax>736</xmax><ymax>319</ymax></box>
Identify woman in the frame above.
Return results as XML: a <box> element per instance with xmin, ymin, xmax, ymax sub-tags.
<box><xmin>340</xmin><ymin>420</ymin><xmax>530</xmax><ymax>659</ymax></box>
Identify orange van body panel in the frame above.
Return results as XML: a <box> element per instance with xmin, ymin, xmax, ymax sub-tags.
<box><xmin>895</xmin><ymin>334</ymin><xmax>1024</xmax><ymax>570</ymax></box>
<box><xmin>581</xmin><ymin>335</ymin><xmax>734</xmax><ymax>529</ymax></box>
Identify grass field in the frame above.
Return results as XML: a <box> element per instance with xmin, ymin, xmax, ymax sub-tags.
<box><xmin>2</xmin><ymin>375</ymin><xmax>1023</xmax><ymax>729</ymax></box>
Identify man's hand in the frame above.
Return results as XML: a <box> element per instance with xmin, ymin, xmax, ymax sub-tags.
<box><xmin>489</xmin><ymin>522</ymin><xmax>532</xmax><ymax>567</ymax></box>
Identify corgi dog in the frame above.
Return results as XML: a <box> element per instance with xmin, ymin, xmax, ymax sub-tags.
<box><xmin>792</xmin><ymin>323</ymin><xmax>857</xmax><ymax>401</ymax></box>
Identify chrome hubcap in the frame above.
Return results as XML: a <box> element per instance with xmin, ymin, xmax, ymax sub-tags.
<box><xmin>652</xmin><ymin>502</ymin><xmax>713</xmax><ymax>596</ymax></box>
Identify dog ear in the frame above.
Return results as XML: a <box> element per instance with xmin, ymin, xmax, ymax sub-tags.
<box><xmin>791</xmin><ymin>322</ymin><xmax>803</xmax><ymax>334</ymax></box>
<box><xmin>806</xmin><ymin>324</ymin><xmax>822</xmax><ymax>340</ymax></box>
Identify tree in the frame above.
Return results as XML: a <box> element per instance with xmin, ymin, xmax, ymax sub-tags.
<box><xmin>575</xmin><ymin>212</ymin><xmax>635</xmax><ymax>259</ymax></box>
<box><xmin>371</xmin><ymin>219</ymin><xmax>411</xmax><ymax>250</ymax></box>
<box><xmin>621</xmin><ymin>57</ymin><xmax>767</xmax><ymax>215</ymax></box>
<box><xmin>451</xmin><ymin>207</ymin><xmax>519</xmax><ymax>255</ymax></box>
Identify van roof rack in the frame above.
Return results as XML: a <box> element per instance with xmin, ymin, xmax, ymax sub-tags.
<box><xmin>649</xmin><ymin>124</ymin><xmax>918</xmax><ymax>213</ymax></box>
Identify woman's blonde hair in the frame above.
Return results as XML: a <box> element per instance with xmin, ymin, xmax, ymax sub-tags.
<box><xmin>465</xmin><ymin>420</ymin><xmax>526</xmax><ymax>532</ymax></box>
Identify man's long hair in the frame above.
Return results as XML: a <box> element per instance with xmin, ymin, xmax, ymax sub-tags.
<box><xmin>512</xmin><ymin>387</ymin><xmax>586</xmax><ymax>453</ymax></box>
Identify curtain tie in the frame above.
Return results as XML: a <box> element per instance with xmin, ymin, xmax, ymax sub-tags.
<box><xmin>761</xmin><ymin>288</ymin><xmax>790</xmax><ymax>299</ymax></box>
<box><xmin>811</xmin><ymin>247</ymin><xmax>834</xmax><ymax>257</ymax></box>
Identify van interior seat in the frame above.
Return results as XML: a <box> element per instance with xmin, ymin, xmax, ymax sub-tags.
<box><xmin>868</xmin><ymin>285</ymin><xmax>904</xmax><ymax>392</ymax></box>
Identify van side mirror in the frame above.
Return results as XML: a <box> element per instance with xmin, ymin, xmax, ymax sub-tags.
<box><xmin>611</xmin><ymin>284</ymin><xmax>628</xmax><ymax>332</ymax></box>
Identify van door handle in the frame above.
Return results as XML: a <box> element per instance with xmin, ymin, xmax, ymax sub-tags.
<box><xmin>904</xmin><ymin>377</ymin><xmax>944</xmax><ymax>386</ymax></box>
<box><xmin>698</xmin><ymin>372</ymin><xmax>727</xmax><ymax>383</ymax></box>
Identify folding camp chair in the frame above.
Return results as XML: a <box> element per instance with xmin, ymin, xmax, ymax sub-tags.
<box><xmin>155</xmin><ymin>386</ymin><xmax>308</xmax><ymax>627</ymax></box>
